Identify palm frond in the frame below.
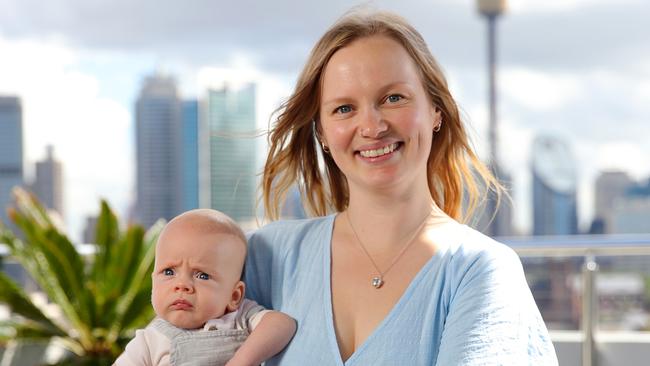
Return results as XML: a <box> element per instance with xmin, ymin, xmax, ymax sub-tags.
<box><xmin>1</xmin><ymin>187</ymin><xmax>160</xmax><ymax>363</ymax></box>
<box><xmin>106</xmin><ymin>219</ymin><xmax>162</xmax><ymax>343</ymax></box>
<box><xmin>5</xmin><ymin>194</ymin><xmax>94</xmax><ymax>348</ymax></box>
<box><xmin>0</xmin><ymin>260</ymin><xmax>66</xmax><ymax>336</ymax></box>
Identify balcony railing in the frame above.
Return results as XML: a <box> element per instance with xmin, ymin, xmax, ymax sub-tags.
<box><xmin>503</xmin><ymin>234</ymin><xmax>650</xmax><ymax>366</ymax></box>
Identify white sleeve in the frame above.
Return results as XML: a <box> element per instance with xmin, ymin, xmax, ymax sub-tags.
<box><xmin>113</xmin><ymin>326</ymin><xmax>171</xmax><ymax>366</ymax></box>
<box><xmin>238</xmin><ymin>298</ymin><xmax>272</xmax><ymax>331</ymax></box>
<box><xmin>113</xmin><ymin>329</ymin><xmax>153</xmax><ymax>366</ymax></box>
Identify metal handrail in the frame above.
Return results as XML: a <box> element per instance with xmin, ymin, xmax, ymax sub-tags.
<box><xmin>502</xmin><ymin>234</ymin><xmax>650</xmax><ymax>257</ymax></box>
<box><xmin>501</xmin><ymin>234</ymin><xmax>650</xmax><ymax>366</ymax></box>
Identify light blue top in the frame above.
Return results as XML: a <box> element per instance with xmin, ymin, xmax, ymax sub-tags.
<box><xmin>245</xmin><ymin>215</ymin><xmax>558</xmax><ymax>365</ymax></box>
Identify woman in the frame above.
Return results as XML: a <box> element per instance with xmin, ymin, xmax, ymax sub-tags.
<box><xmin>245</xmin><ymin>10</ymin><xmax>557</xmax><ymax>365</ymax></box>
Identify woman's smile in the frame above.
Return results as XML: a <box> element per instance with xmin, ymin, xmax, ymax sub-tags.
<box><xmin>357</xmin><ymin>142</ymin><xmax>401</xmax><ymax>159</ymax></box>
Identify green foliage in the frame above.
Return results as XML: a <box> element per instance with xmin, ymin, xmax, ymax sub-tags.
<box><xmin>0</xmin><ymin>187</ymin><xmax>164</xmax><ymax>364</ymax></box>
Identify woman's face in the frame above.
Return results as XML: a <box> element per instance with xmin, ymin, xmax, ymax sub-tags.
<box><xmin>319</xmin><ymin>35</ymin><xmax>440</xmax><ymax>195</ymax></box>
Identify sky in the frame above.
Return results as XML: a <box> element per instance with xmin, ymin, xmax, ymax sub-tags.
<box><xmin>0</xmin><ymin>0</ymin><xmax>648</xmax><ymax>241</ymax></box>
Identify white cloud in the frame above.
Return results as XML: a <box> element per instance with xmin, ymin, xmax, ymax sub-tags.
<box><xmin>0</xmin><ymin>35</ymin><xmax>132</xmax><ymax>241</ymax></box>
<box><xmin>596</xmin><ymin>142</ymin><xmax>648</xmax><ymax>180</ymax></box>
<box><xmin>498</xmin><ymin>118</ymin><xmax>535</xmax><ymax>233</ymax></box>
<box><xmin>500</xmin><ymin>68</ymin><xmax>583</xmax><ymax>111</ymax></box>
<box><xmin>637</xmin><ymin>80</ymin><xmax>650</xmax><ymax>103</ymax></box>
<box><xmin>508</xmin><ymin>0</ymin><xmax>643</xmax><ymax>14</ymax></box>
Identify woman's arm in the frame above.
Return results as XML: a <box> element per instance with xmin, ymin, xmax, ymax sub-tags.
<box><xmin>226</xmin><ymin>311</ymin><xmax>296</xmax><ymax>366</ymax></box>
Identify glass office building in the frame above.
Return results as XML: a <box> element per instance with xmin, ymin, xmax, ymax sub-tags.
<box><xmin>0</xmin><ymin>96</ymin><xmax>24</xmax><ymax>229</ymax></box>
<box><xmin>205</xmin><ymin>84</ymin><xmax>256</xmax><ymax>222</ymax></box>
<box><xmin>532</xmin><ymin>135</ymin><xmax>578</xmax><ymax>235</ymax></box>
<box><xmin>135</xmin><ymin>74</ymin><xmax>182</xmax><ymax>228</ymax></box>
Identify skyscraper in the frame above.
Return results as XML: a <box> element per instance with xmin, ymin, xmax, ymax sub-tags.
<box><xmin>135</xmin><ymin>74</ymin><xmax>182</xmax><ymax>228</ymax></box>
<box><xmin>0</xmin><ymin>96</ymin><xmax>23</xmax><ymax>229</ymax></box>
<box><xmin>32</xmin><ymin>145</ymin><xmax>64</xmax><ymax>218</ymax></box>
<box><xmin>594</xmin><ymin>170</ymin><xmax>633</xmax><ymax>233</ymax></box>
<box><xmin>181</xmin><ymin>100</ymin><xmax>199</xmax><ymax>211</ymax></box>
<box><xmin>205</xmin><ymin>84</ymin><xmax>257</xmax><ymax>222</ymax></box>
<box><xmin>531</xmin><ymin>135</ymin><xmax>578</xmax><ymax>235</ymax></box>
<box><xmin>610</xmin><ymin>178</ymin><xmax>650</xmax><ymax>234</ymax></box>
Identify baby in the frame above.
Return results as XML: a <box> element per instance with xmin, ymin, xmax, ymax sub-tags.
<box><xmin>114</xmin><ymin>209</ymin><xmax>296</xmax><ymax>366</ymax></box>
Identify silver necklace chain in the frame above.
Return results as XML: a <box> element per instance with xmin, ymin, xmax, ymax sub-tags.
<box><xmin>345</xmin><ymin>210</ymin><xmax>431</xmax><ymax>289</ymax></box>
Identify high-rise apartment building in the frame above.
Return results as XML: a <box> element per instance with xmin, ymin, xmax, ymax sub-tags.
<box><xmin>205</xmin><ymin>84</ymin><xmax>257</xmax><ymax>222</ymax></box>
<box><xmin>593</xmin><ymin>170</ymin><xmax>633</xmax><ymax>233</ymax></box>
<box><xmin>135</xmin><ymin>74</ymin><xmax>182</xmax><ymax>228</ymax></box>
<box><xmin>610</xmin><ymin>179</ymin><xmax>650</xmax><ymax>234</ymax></box>
<box><xmin>0</xmin><ymin>96</ymin><xmax>24</xmax><ymax>229</ymax></box>
<box><xmin>181</xmin><ymin>100</ymin><xmax>199</xmax><ymax>211</ymax></box>
<box><xmin>32</xmin><ymin>145</ymin><xmax>64</xmax><ymax>218</ymax></box>
<box><xmin>531</xmin><ymin>135</ymin><xmax>578</xmax><ymax>235</ymax></box>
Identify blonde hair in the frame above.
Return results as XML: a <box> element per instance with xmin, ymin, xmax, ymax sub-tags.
<box><xmin>263</xmin><ymin>10</ymin><xmax>501</xmax><ymax>222</ymax></box>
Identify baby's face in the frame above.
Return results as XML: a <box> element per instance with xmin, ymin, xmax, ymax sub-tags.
<box><xmin>151</xmin><ymin>221</ymin><xmax>244</xmax><ymax>329</ymax></box>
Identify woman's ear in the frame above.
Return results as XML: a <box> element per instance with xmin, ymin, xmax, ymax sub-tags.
<box><xmin>432</xmin><ymin>107</ymin><xmax>442</xmax><ymax>128</ymax></box>
<box><xmin>226</xmin><ymin>280</ymin><xmax>245</xmax><ymax>312</ymax></box>
<box><xmin>313</xmin><ymin>119</ymin><xmax>330</xmax><ymax>153</ymax></box>
<box><xmin>314</xmin><ymin>119</ymin><xmax>327</xmax><ymax>145</ymax></box>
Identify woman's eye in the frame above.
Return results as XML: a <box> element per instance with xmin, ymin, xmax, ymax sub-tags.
<box><xmin>386</xmin><ymin>94</ymin><xmax>403</xmax><ymax>103</ymax></box>
<box><xmin>334</xmin><ymin>105</ymin><xmax>352</xmax><ymax>114</ymax></box>
<box><xmin>163</xmin><ymin>268</ymin><xmax>174</xmax><ymax>276</ymax></box>
<box><xmin>196</xmin><ymin>272</ymin><xmax>210</xmax><ymax>280</ymax></box>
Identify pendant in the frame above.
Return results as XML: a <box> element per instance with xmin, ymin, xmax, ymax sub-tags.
<box><xmin>371</xmin><ymin>276</ymin><xmax>384</xmax><ymax>289</ymax></box>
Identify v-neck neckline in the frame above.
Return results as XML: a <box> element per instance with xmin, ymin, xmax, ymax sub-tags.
<box><xmin>321</xmin><ymin>214</ymin><xmax>449</xmax><ymax>365</ymax></box>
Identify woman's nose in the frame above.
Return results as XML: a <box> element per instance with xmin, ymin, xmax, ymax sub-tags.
<box><xmin>359</xmin><ymin>107</ymin><xmax>388</xmax><ymax>138</ymax></box>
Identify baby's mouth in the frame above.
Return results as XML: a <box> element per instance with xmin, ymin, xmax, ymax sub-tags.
<box><xmin>171</xmin><ymin>299</ymin><xmax>193</xmax><ymax>310</ymax></box>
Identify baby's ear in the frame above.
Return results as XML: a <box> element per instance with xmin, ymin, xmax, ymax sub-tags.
<box><xmin>227</xmin><ymin>281</ymin><xmax>245</xmax><ymax>312</ymax></box>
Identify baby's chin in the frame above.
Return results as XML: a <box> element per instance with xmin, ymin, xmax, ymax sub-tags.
<box><xmin>162</xmin><ymin>313</ymin><xmax>206</xmax><ymax>330</ymax></box>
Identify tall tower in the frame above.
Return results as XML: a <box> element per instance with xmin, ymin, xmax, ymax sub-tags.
<box><xmin>0</xmin><ymin>96</ymin><xmax>24</xmax><ymax>229</ymax></box>
<box><xmin>33</xmin><ymin>145</ymin><xmax>64</xmax><ymax>218</ymax></box>
<box><xmin>205</xmin><ymin>84</ymin><xmax>257</xmax><ymax>223</ymax></box>
<box><xmin>531</xmin><ymin>135</ymin><xmax>578</xmax><ymax>235</ymax></box>
<box><xmin>476</xmin><ymin>0</ymin><xmax>511</xmax><ymax>237</ymax></box>
<box><xmin>135</xmin><ymin>74</ymin><xmax>182</xmax><ymax>228</ymax></box>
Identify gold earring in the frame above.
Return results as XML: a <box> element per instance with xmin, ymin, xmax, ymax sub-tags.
<box><xmin>321</xmin><ymin>143</ymin><xmax>330</xmax><ymax>153</ymax></box>
<box><xmin>433</xmin><ymin>120</ymin><xmax>442</xmax><ymax>132</ymax></box>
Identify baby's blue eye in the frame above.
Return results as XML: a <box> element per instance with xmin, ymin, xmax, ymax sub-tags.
<box><xmin>163</xmin><ymin>268</ymin><xmax>174</xmax><ymax>276</ymax></box>
<box><xmin>335</xmin><ymin>105</ymin><xmax>352</xmax><ymax>114</ymax></box>
<box><xmin>196</xmin><ymin>272</ymin><xmax>210</xmax><ymax>280</ymax></box>
<box><xmin>386</xmin><ymin>94</ymin><xmax>402</xmax><ymax>103</ymax></box>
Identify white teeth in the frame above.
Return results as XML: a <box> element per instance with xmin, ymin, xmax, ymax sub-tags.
<box><xmin>360</xmin><ymin>143</ymin><xmax>398</xmax><ymax>158</ymax></box>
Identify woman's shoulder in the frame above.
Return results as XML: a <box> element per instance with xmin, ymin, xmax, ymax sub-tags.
<box><xmin>248</xmin><ymin>215</ymin><xmax>333</xmax><ymax>240</ymax></box>
<box><xmin>246</xmin><ymin>215</ymin><xmax>335</xmax><ymax>254</ymax></box>
<box><xmin>244</xmin><ymin>215</ymin><xmax>335</xmax><ymax>296</ymax></box>
<box><xmin>440</xmin><ymin>223</ymin><xmax>522</xmax><ymax>275</ymax></box>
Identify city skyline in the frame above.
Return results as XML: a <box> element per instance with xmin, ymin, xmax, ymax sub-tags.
<box><xmin>0</xmin><ymin>0</ymin><xmax>649</xmax><ymax>240</ymax></box>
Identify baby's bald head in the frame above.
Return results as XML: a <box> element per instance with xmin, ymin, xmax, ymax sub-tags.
<box><xmin>156</xmin><ymin>209</ymin><xmax>247</xmax><ymax>277</ymax></box>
